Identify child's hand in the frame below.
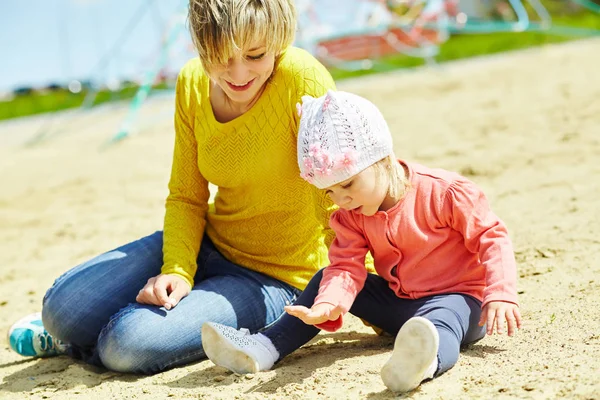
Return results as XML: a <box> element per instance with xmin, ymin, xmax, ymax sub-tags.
<box><xmin>284</xmin><ymin>303</ymin><xmax>343</xmax><ymax>326</ymax></box>
<box><xmin>479</xmin><ymin>301</ymin><xmax>522</xmax><ymax>336</ymax></box>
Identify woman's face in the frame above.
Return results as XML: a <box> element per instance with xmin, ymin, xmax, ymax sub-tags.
<box><xmin>208</xmin><ymin>41</ymin><xmax>276</xmax><ymax>108</ymax></box>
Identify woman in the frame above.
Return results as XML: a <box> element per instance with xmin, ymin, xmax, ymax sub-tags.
<box><xmin>8</xmin><ymin>0</ymin><xmax>336</xmax><ymax>374</ymax></box>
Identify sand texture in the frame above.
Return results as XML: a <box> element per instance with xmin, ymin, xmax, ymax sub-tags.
<box><xmin>1</xmin><ymin>39</ymin><xmax>599</xmax><ymax>399</ymax></box>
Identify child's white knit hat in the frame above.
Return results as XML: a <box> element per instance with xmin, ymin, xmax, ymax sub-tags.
<box><xmin>297</xmin><ymin>90</ymin><xmax>393</xmax><ymax>189</ymax></box>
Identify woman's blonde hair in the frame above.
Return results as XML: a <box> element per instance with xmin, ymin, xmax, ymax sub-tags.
<box><xmin>188</xmin><ymin>0</ymin><xmax>297</xmax><ymax>70</ymax></box>
<box><xmin>373</xmin><ymin>154</ymin><xmax>410</xmax><ymax>200</ymax></box>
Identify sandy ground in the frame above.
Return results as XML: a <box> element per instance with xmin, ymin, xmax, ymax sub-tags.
<box><xmin>1</xmin><ymin>38</ymin><xmax>599</xmax><ymax>400</ymax></box>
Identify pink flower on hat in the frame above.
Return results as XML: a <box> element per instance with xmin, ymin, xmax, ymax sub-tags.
<box><xmin>319</xmin><ymin>152</ymin><xmax>331</xmax><ymax>167</ymax></box>
<box><xmin>308</xmin><ymin>142</ymin><xmax>321</xmax><ymax>158</ymax></box>
<box><xmin>302</xmin><ymin>157</ymin><xmax>313</xmax><ymax>170</ymax></box>
<box><xmin>335</xmin><ymin>149</ymin><xmax>358</xmax><ymax>169</ymax></box>
<box><xmin>301</xmin><ymin>146</ymin><xmax>358</xmax><ymax>184</ymax></box>
<box><xmin>322</xmin><ymin>95</ymin><xmax>331</xmax><ymax>111</ymax></box>
<box><xmin>315</xmin><ymin>166</ymin><xmax>332</xmax><ymax>177</ymax></box>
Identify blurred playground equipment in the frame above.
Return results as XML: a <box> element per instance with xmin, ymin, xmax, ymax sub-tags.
<box><xmin>15</xmin><ymin>0</ymin><xmax>600</xmax><ymax>147</ymax></box>
<box><xmin>296</xmin><ymin>0</ymin><xmax>600</xmax><ymax>71</ymax></box>
<box><xmin>24</xmin><ymin>0</ymin><xmax>193</xmax><ymax>147</ymax></box>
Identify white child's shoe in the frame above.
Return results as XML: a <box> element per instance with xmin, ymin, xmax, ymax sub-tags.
<box><xmin>201</xmin><ymin>322</ymin><xmax>279</xmax><ymax>374</ymax></box>
<box><xmin>381</xmin><ymin>317</ymin><xmax>439</xmax><ymax>393</ymax></box>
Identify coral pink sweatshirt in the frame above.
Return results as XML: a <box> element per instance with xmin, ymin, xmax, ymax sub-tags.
<box><xmin>314</xmin><ymin>161</ymin><xmax>519</xmax><ymax>332</ymax></box>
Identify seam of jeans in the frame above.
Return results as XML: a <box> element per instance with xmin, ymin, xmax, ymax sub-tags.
<box><xmin>260</xmin><ymin>310</ymin><xmax>286</xmax><ymax>332</ymax></box>
<box><xmin>274</xmin><ymin>283</ymin><xmax>301</xmax><ymax>308</ymax></box>
<box><xmin>97</xmin><ymin>304</ymin><xmax>138</xmax><ymax>343</ymax></box>
<box><xmin>42</xmin><ymin>266</ymin><xmax>82</xmax><ymax>306</ymax></box>
<box><xmin>259</xmin><ymin>287</ymin><xmax>300</xmax><ymax>333</ymax></box>
<box><xmin>279</xmin><ymin>286</ymin><xmax>300</xmax><ymax>307</ymax></box>
<box><xmin>433</xmin><ymin>354</ymin><xmax>441</xmax><ymax>377</ymax></box>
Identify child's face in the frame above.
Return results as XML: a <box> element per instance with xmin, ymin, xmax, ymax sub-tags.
<box><xmin>324</xmin><ymin>165</ymin><xmax>391</xmax><ymax>216</ymax></box>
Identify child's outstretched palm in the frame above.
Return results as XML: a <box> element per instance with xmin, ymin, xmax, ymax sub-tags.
<box><xmin>479</xmin><ymin>301</ymin><xmax>522</xmax><ymax>336</ymax></box>
<box><xmin>285</xmin><ymin>303</ymin><xmax>344</xmax><ymax>326</ymax></box>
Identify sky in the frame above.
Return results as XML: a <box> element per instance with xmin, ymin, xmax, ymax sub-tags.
<box><xmin>0</xmin><ymin>0</ymin><xmax>404</xmax><ymax>93</ymax></box>
<box><xmin>0</xmin><ymin>0</ymin><xmax>191</xmax><ymax>92</ymax></box>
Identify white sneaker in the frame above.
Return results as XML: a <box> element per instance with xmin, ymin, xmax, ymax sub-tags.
<box><xmin>201</xmin><ymin>322</ymin><xmax>279</xmax><ymax>374</ymax></box>
<box><xmin>381</xmin><ymin>317</ymin><xmax>439</xmax><ymax>393</ymax></box>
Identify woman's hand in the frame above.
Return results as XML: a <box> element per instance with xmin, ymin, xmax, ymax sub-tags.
<box><xmin>284</xmin><ymin>303</ymin><xmax>343</xmax><ymax>326</ymax></box>
<box><xmin>479</xmin><ymin>300</ymin><xmax>522</xmax><ymax>336</ymax></box>
<box><xmin>136</xmin><ymin>274</ymin><xmax>191</xmax><ymax>310</ymax></box>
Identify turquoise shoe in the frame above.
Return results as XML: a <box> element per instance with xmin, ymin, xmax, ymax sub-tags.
<box><xmin>8</xmin><ymin>312</ymin><xmax>67</xmax><ymax>357</ymax></box>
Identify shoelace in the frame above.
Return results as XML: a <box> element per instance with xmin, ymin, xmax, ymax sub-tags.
<box><xmin>38</xmin><ymin>331</ymin><xmax>58</xmax><ymax>352</ymax></box>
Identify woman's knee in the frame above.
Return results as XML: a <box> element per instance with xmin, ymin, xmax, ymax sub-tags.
<box><xmin>41</xmin><ymin>249</ymin><xmax>132</xmax><ymax>344</ymax></box>
<box><xmin>97</xmin><ymin>305</ymin><xmax>205</xmax><ymax>374</ymax></box>
<box><xmin>42</xmin><ymin>293</ymin><xmax>73</xmax><ymax>343</ymax></box>
<box><xmin>43</xmin><ymin>232</ymin><xmax>164</xmax><ymax>346</ymax></box>
<box><xmin>97</xmin><ymin>306</ymin><xmax>154</xmax><ymax>373</ymax></box>
<box><xmin>42</xmin><ymin>269</ymin><xmax>100</xmax><ymax>344</ymax></box>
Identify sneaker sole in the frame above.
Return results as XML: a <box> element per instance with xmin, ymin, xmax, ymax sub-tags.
<box><xmin>381</xmin><ymin>317</ymin><xmax>439</xmax><ymax>393</ymax></box>
<box><xmin>201</xmin><ymin>323</ymin><xmax>259</xmax><ymax>374</ymax></box>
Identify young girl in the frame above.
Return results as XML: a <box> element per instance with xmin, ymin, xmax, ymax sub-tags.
<box><xmin>201</xmin><ymin>90</ymin><xmax>522</xmax><ymax>393</ymax></box>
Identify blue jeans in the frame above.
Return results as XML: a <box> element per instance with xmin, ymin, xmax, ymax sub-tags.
<box><xmin>264</xmin><ymin>269</ymin><xmax>486</xmax><ymax>376</ymax></box>
<box><xmin>41</xmin><ymin>231</ymin><xmax>301</xmax><ymax>374</ymax></box>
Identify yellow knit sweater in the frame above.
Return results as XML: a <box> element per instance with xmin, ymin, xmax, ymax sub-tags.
<box><xmin>161</xmin><ymin>47</ymin><xmax>337</xmax><ymax>290</ymax></box>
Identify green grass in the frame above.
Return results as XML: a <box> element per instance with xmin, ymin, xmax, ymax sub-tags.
<box><xmin>2</xmin><ymin>89</ymin><xmax>85</xmax><ymax>121</ymax></box>
<box><xmin>1</xmin><ymin>7</ymin><xmax>599</xmax><ymax>121</ymax></box>
<box><xmin>0</xmin><ymin>83</ymin><xmax>169</xmax><ymax>122</ymax></box>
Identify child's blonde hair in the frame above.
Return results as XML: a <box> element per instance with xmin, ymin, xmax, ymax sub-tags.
<box><xmin>188</xmin><ymin>0</ymin><xmax>297</xmax><ymax>71</ymax></box>
<box><xmin>373</xmin><ymin>154</ymin><xmax>411</xmax><ymax>200</ymax></box>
